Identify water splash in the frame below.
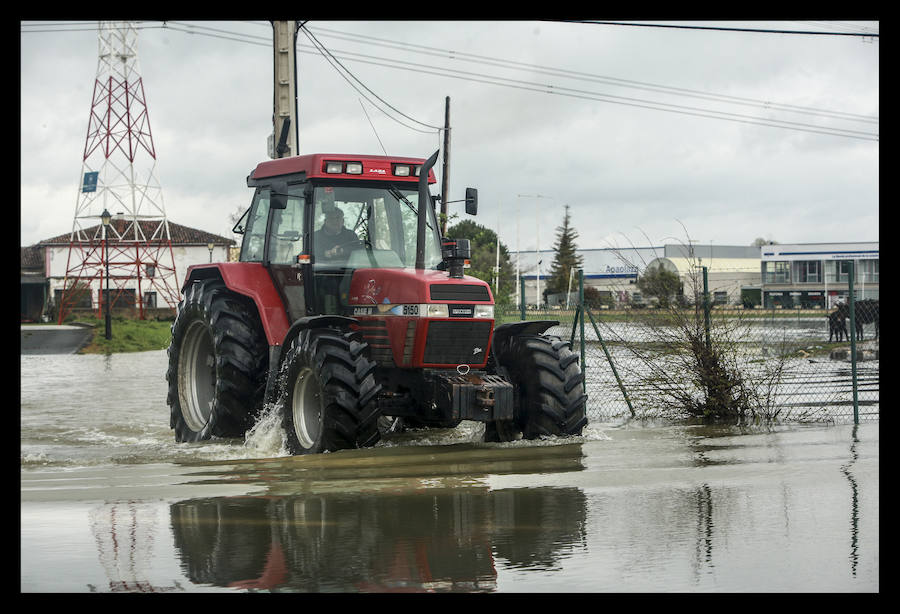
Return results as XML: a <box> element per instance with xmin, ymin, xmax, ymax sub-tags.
<box><xmin>243</xmin><ymin>402</ymin><xmax>289</xmax><ymax>458</ymax></box>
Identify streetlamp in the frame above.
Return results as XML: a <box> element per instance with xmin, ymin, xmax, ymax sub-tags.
<box><xmin>517</xmin><ymin>194</ymin><xmax>554</xmax><ymax>308</ymax></box>
<box><xmin>100</xmin><ymin>208</ymin><xmax>112</xmax><ymax>340</ymax></box>
<box><xmin>207</xmin><ymin>241</ymin><xmax>215</xmax><ymax>263</ymax></box>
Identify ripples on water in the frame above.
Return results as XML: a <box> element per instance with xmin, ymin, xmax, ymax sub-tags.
<box><xmin>21</xmin><ymin>351</ymin><xmax>878</xmax><ymax>592</ymax></box>
<box><xmin>20</xmin><ymin>350</ymin><xmax>612</xmax><ymax>468</ymax></box>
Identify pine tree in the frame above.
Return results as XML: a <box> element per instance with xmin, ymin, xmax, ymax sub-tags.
<box><xmin>546</xmin><ymin>205</ymin><xmax>584</xmax><ymax>300</ymax></box>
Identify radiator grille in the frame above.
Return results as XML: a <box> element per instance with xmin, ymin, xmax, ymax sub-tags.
<box><xmin>429</xmin><ymin>284</ymin><xmax>490</xmax><ymax>302</ymax></box>
<box><xmin>423</xmin><ymin>321</ymin><xmax>492</xmax><ymax>365</ymax></box>
<box><xmin>356</xmin><ymin>319</ymin><xmax>394</xmax><ymax>366</ymax></box>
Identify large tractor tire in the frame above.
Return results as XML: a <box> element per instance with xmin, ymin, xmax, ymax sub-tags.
<box><xmin>486</xmin><ymin>334</ymin><xmax>587</xmax><ymax>442</ymax></box>
<box><xmin>167</xmin><ymin>279</ymin><xmax>268</xmax><ymax>442</ymax></box>
<box><xmin>279</xmin><ymin>327</ymin><xmax>382</xmax><ymax>454</ymax></box>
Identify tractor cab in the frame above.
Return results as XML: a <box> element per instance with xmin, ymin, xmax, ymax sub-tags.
<box><xmin>234</xmin><ymin>154</ymin><xmax>458</xmax><ymax>320</ymax></box>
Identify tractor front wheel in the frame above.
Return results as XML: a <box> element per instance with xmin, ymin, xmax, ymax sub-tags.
<box><xmin>280</xmin><ymin>327</ymin><xmax>381</xmax><ymax>454</ymax></box>
<box><xmin>487</xmin><ymin>334</ymin><xmax>587</xmax><ymax>442</ymax></box>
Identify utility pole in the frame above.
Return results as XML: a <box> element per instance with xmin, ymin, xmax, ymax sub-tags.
<box><xmin>441</xmin><ymin>96</ymin><xmax>450</xmax><ymax>236</ymax></box>
<box><xmin>270</xmin><ymin>21</ymin><xmax>299</xmax><ymax>158</ymax></box>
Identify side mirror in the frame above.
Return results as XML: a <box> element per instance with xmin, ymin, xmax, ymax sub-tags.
<box><xmin>465</xmin><ymin>187</ymin><xmax>478</xmax><ymax>215</ymax></box>
<box><xmin>270</xmin><ymin>180</ymin><xmax>289</xmax><ymax>209</ymax></box>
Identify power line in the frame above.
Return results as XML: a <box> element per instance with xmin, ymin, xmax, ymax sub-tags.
<box><xmin>792</xmin><ymin>21</ymin><xmax>880</xmax><ymax>35</ymax></box>
<box><xmin>359</xmin><ymin>99</ymin><xmax>389</xmax><ymax>155</ymax></box>
<box><xmin>290</xmin><ymin>39</ymin><xmax>877</xmax><ymax>140</ymax></box>
<box><xmin>305</xmin><ymin>25</ymin><xmax>878</xmax><ymax>125</ymax></box>
<box><xmin>24</xmin><ymin>21</ymin><xmax>877</xmax><ymax>140</ymax></box>
<box><xmin>336</xmin><ymin>56</ymin><xmax>877</xmax><ymax>140</ymax></box>
<box><xmin>38</xmin><ymin>20</ymin><xmax>873</xmax><ymax>126</ymax></box>
<box><xmin>564</xmin><ymin>21</ymin><xmax>880</xmax><ymax>37</ymax></box>
<box><xmin>108</xmin><ymin>21</ymin><xmax>441</xmax><ymax>135</ymax></box>
<box><xmin>157</xmin><ymin>21</ymin><xmax>271</xmax><ymax>46</ymax></box>
<box><xmin>21</xmin><ymin>22</ymin><xmax>169</xmax><ymax>34</ymax></box>
<box><xmin>298</xmin><ymin>24</ymin><xmax>441</xmax><ymax>134</ymax></box>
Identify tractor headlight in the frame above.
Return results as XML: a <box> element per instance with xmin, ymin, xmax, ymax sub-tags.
<box><xmin>473</xmin><ymin>305</ymin><xmax>494</xmax><ymax>318</ymax></box>
<box><xmin>425</xmin><ymin>304</ymin><xmax>449</xmax><ymax>318</ymax></box>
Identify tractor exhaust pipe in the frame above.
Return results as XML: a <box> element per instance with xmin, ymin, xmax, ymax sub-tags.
<box><xmin>416</xmin><ymin>150</ymin><xmax>440</xmax><ymax>271</ymax></box>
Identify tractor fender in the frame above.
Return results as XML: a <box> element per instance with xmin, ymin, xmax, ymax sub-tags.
<box><xmin>281</xmin><ymin>315</ymin><xmax>359</xmax><ymax>352</ymax></box>
<box><xmin>491</xmin><ymin>320</ymin><xmax>559</xmax><ymax>356</ymax></box>
<box><xmin>263</xmin><ymin>315</ymin><xmax>360</xmax><ymax>408</ymax></box>
<box><xmin>183</xmin><ymin>263</ymin><xmax>291</xmax><ymax>346</ymax></box>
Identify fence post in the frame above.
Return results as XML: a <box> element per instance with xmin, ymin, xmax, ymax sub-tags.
<box><xmin>585</xmin><ymin>308</ymin><xmax>635</xmax><ymax>418</ymax></box>
<box><xmin>520</xmin><ymin>277</ymin><xmax>526</xmax><ymax>321</ymax></box>
<box><xmin>702</xmin><ymin>266</ymin><xmax>711</xmax><ymax>352</ymax></box>
<box><xmin>570</xmin><ymin>305</ymin><xmax>581</xmax><ymax>348</ymax></box>
<box><xmin>848</xmin><ymin>261</ymin><xmax>859</xmax><ymax>425</ymax></box>
<box><xmin>576</xmin><ymin>269</ymin><xmax>585</xmax><ymax>392</ymax></box>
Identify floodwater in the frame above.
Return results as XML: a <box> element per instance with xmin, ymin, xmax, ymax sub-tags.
<box><xmin>21</xmin><ymin>350</ymin><xmax>878</xmax><ymax>592</ymax></box>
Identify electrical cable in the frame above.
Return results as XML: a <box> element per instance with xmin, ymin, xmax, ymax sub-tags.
<box><xmin>359</xmin><ymin>99</ymin><xmax>389</xmax><ymax>155</ymax></box>
<box><xmin>291</xmin><ymin>43</ymin><xmax>878</xmax><ymax>141</ymax></box>
<box><xmin>300</xmin><ymin>24</ymin><xmax>442</xmax><ymax>132</ymax></box>
<box><xmin>184</xmin><ymin>21</ymin><xmax>878</xmax><ymax>136</ymax></box>
<box><xmin>563</xmin><ymin>21</ymin><xmax>880</xmax><ymax>37</ymax></box>
<box><xmin>304</xmin><ymin>25</ymin><xmax>877</xmax><ymax>124</ymax></box>
<box><xmin>298</xmin><ymin>25</ymin><xmax>440</xmax><ymax>135</ymax></box>
<box><xmin>24</xmin><ymin>21</ymin><xmax>877</xmax><ymax>140</ymax></box>
<box><xmin>83</xmin><ymin>20</ymin><xmax>877</xmax><ymax>128</ymax></box>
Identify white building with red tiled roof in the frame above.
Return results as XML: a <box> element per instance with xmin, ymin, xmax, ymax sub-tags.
<box><xmin>20</xmin><ymin>220</ymin><xmax>235</xmax><ymax>322</ymax></box>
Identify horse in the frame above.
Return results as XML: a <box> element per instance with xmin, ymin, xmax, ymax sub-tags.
<box><xmin>831</xmin><ymin>299</ymin><xmax>879</xmax><ymax>341</ymax></box>
<box><xmin>827</xmin><ymin>309</ymin><xmax>848</xmax><ymax>342</ymax></box>
<box><xmin>855</xmin><ymin>299</ymin><xmax>880</xmax><ymax>340</ymax></box>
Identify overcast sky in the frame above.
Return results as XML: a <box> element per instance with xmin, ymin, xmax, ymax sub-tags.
<box><xmin>20</xmin><ymin>20</ymin><xmax>879</xmax><ymax>254</ymax></box>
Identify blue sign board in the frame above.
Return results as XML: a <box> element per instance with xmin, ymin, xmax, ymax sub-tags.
<box><xmin>82</xmin><ymin>171</ymin><xmax>99</xmax><ymax>193</ymax></box>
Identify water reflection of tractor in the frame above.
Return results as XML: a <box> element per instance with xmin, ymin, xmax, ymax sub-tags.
<box><xmin>166</xmin><ymin>151</ymin><xmax>587</xmax><ymax>454</ymax></box>
<box><xmin>169</xmin><ymin>486</ymin><xmax>588</xmax><ymax>591</ymax></box>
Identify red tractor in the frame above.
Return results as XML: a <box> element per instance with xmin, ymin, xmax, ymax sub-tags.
<box><xmin>166</xmin><ymin>150</ymin><xmax>587</xmax><ymax>454</ymax></box>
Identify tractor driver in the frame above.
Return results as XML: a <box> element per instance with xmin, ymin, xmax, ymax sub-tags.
<box><xmin>315</xmin><ymin>206</ymin><xmax>361</xmax><ymax>263</ymax></box>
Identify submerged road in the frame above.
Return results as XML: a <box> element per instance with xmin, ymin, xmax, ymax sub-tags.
<box><xmin>20</xmin><ymin>324</ymin><xmax>94</xmax><ymax>355</ymax></box>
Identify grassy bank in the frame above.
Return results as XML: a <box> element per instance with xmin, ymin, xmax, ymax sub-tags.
<box><xmin>67</xmin><ymin>306</ymin><xmax>839</xmax><ymax>354</ymax></box>
<box><xmin>72</xmin><ymin>315</ymin><xmax>173</xmax><ymax>354</ymax></box>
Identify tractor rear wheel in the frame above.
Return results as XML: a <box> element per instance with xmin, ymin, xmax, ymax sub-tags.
<box><xmin>487</xmin><ymin>334</ymin><xmax>587</xmax><ymax>442</ymax></box>
<box><xmin>166</xmin><ymin>279</ymin><xmax>268</xmax><ymax>442</ymax></box>
<box><xmin>280</xmin><ymin>327</ymin><xmax>381</xmax><ymax>454</ymax></box>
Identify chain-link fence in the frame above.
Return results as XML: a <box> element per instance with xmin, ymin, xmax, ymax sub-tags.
<box><xmin>497</xmin><ymin>267</ymin><xmax>878</xmax><ymax>425</ymax></box>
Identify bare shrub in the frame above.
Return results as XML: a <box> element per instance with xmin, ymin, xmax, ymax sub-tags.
<box><xmin>599</xmin><ymin>235</ymin><xmax>789</xmax><ymax>423</ymax></box>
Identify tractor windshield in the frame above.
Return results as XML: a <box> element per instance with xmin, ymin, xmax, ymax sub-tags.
<box><xmin>311</xmin><ymin>184</ymin><xmax>442</xmax><ymax>270</ymax></box>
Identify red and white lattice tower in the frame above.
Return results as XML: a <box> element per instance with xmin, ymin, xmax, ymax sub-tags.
<box><xmin>58</xmin><ymin>21</ymin><xmax>179</xmax><ymax>323</ymax></box>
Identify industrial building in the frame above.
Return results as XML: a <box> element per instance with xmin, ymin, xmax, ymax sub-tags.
<box><xmin>759</xmin><ymin>242</ymin><xmax>878</xmax><ymax>309</ymax></box>
<box><xmin>512</xmin><ymin>245</ymin><xmax>656</xmax><ymax>307</ymax></box>
<box><xmin>512</xmin><ymin>243</ymin><xmax>761</xmax><ymax>307</ymax></box>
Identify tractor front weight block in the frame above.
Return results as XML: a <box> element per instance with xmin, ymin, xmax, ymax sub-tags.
<box><xmin>428</xmin><ymin>370</ymin><xmax>515</xmax><ymax>423</ymax></box>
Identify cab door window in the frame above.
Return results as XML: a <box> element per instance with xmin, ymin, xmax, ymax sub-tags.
<box><xmin>239</xmin><ymin>188</ymin><xmax>271</xmax><ymax>262</ymax></box>
<box><xmin>267</xmin><ymin>186</ymin><xmax>307</xmax><ymax>264</ymax></box>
